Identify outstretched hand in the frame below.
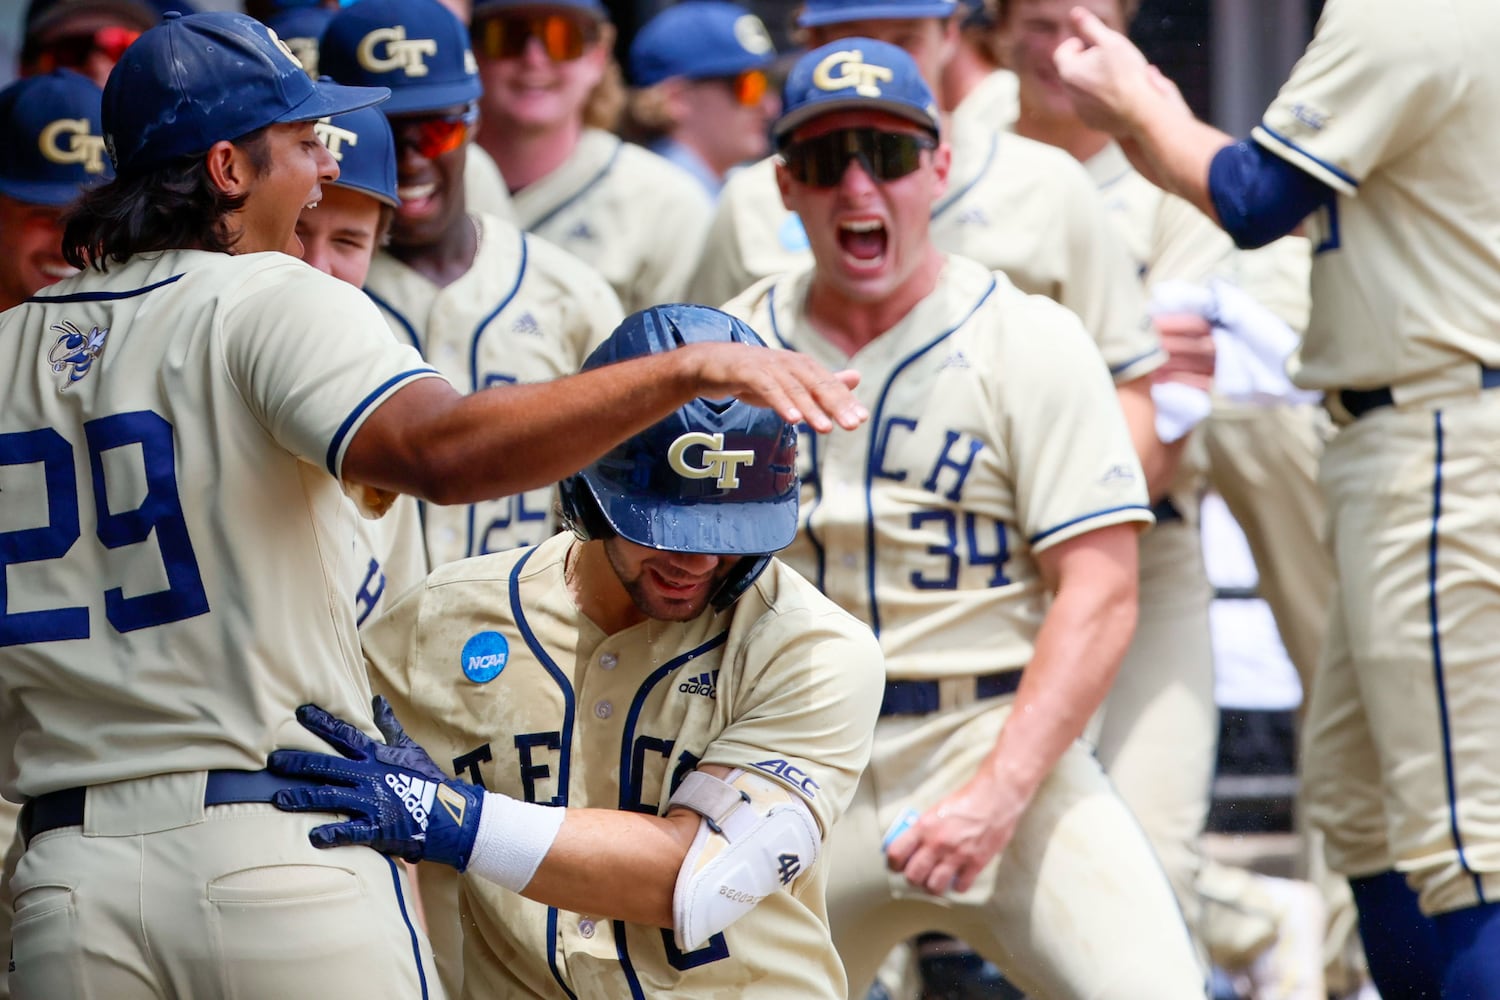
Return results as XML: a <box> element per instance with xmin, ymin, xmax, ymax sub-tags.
<box><xmin>1053</xmin><ymin>7</ymin><xmax>1159</xmax><ymax>136</ymax></box>
<box><xmin>682</xmin><ymin>342</ymin><xmax>866</xmax><ymax>434</ymax></box>
<box><xmin>268</xmin><ymin>696</ymin><xmax>484</xmax><ymax>870</ymax></box>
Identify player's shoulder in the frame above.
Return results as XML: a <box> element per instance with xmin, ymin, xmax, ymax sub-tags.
<box><xmin>513</xmin><ymin>220</ymin><xmax>622</xmax><ymax>299</ymax></box>
<box><xmin>715</xmin><ymin>155</ymin><xmax>779</xmax><ymax>213</ymax></box>
<box><xmin>957</xmin><ymin>256</ymin><xmax>1099</xmax><ymax>357</ymax></box>
<box><xmin>738</xmin><ymin>559</ymin><xmax>883</xmax><ymax>651</ymax></box>
<box><xmin>604</xmin><ymin>135</ymin><xmax>713</xmax><ymax>209</ymax></box>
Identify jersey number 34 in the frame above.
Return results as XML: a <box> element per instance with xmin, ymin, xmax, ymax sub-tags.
<box><xmin>0</xmin><ymin>410</ymin><xmax>210</xmax><ymax>646</ymax></box>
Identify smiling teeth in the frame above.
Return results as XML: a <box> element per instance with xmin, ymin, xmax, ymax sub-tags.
<box><xmin>305</xmin><ymin>200</ymin><xmax>319</xmax><ymax>209</ymax></box>
<box><xmin>399</xmin><ymin>183</ymin><xmax>436</xmax><ymax>201</ymax></box>
<box><xmin>840</xmin><ymin>220</ymin><xmax>882</xmax><ymax>232</ymax></box>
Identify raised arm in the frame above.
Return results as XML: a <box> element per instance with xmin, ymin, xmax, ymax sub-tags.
<box><xmin>344</xmin><ymin>342</ymin><xmax>866</xmax><ymax>505</ymax></box>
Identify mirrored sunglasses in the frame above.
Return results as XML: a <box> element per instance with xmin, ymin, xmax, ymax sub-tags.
<box><xmin>470</xmin><ymin>12</ymin><xmax>600</xmax><ymax>62</ymax></box>
<box><xmin>703</xmin><ymin>68</ymin><xmax>768</xmax><ymax>107</ymax></box>
<box><xmin>392</xmin><ymin>106</ymin><xmax>480</xmax><ymax>160</ymax></box>
<box><xmin>24</xmin><ymin>25</ymin><xmax>141</xmax><ymax>73</ymax></box>
<box><xmin>780</xmin><ymin>127</ymin><xmax>937</xmax><ymax>188</ymax></box>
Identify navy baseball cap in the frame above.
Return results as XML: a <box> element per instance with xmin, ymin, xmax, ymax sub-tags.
<box><xmin>472</xmin><ymin>0</ymin><xmax>607</xmax><ymax>18</ymax></box>
<box><xmin>0</xmin><ymin>70</ymin><xmax>113</xmax><ymax>205</ymax></box>
<box><xmin>629</xmin><ymin>3</ymin><xmax>775</xmax><ymax>88</ymax></box>
<box><xmin>265</xmin><ymin>4</ymin><xmax>337</xmax><ymax>78</ymax></box>
<box><xmin>315</xmin><ymin>104</ymin><xmax>399</xmax><ymax>206</ymax></box>
<box><xmin>320</xmin><ymin>0</ymin><xmax>481</xmax><ymax>116</ymax></box>
<box><xmin>796</xmin><ymin>0</ymin><xmax>957</xmax><ymax>28</ymax></box>
<box><xmin>773</xmin><ymin>38</ymin><xmax>940</xmax><ymax>143</ymax></box>
<box><xmin>102</xmin><ymin>11</ymin><xmax>388</xmax><ymax>174</ymax></box>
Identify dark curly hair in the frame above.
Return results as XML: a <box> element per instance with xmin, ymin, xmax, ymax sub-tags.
<box><xmin>62</xmin><ymin>128</ymin><xmax>274</xmax><ymax>271</ymax></box>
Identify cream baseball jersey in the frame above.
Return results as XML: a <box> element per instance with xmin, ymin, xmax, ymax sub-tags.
<box><xmin>723</xmin><ymin>256</ymin><xmax>1152</xmax><ymax>681</ymax></box>
<box><xmin>1251</xmin><ymin>0</ymin><xmax>1500</xmax><ymax>391</ymax></box>
<box><xmin>365</xmin><ymin>211</ymin><xmax>623</xmax><ymax>566</ymax></box>
<box><xmin>949</xmin><ymin>68</ymin><xmax>1019</xmax><ymax>137</ymax></box>
<box><xmin>689</xmin><ymin>129</ymin><xmax>1161</xmax><ymax>383</ymax></box>
<box><xmin>363</xmin><ymin>532</ymin><xmax>885</xmax><ymax>999</ymax></box>
<box><xmin>1086</xmin><ymin>140</ymin><xmax>1234</xmax><ymax>290</ymax></box>
<box><xmin>485</xmin><ymin>128</ymin><xmax>715</xmax><ymax>314</ymax></box>
<box><xmin>0</xmin><ymin>250</ymin><xmax>441</xmax><ymax>797</ymax></box>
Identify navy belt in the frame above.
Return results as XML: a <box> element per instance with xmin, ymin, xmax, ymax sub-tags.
<box><xmin>880</xmin><ymin>671</ymin><xmax>1022</xmax><ymax>717</ymax></box>
<box><xmin>19</xmin><ymin>769</ymin><xmax>323</xmax><ymax>846</ymax></box>
<box><xmin>1338</xmin><ymin>365</ymin><xmax>1500</xmax><ymax>420</ymax></box>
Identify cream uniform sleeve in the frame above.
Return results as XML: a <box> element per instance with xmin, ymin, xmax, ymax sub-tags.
<box><xmin>697</xmin><ymin>570</ymin><xmax>885</xmax><ymax>835</ymax></box>
<box><xmin>1252</xmin><ymin>0</ymin><xmax>1461</xmax><ymax>193</ymax></box>
<box><xmin>687</xmin><ymin>157</ymin><xmax>809</xmax><ymax>309</ymax></box>
<box><xmin>999</xmin><ymin>296</ymin><xmax>1154</xmax><ymax>549</ymax></box>
<box><xmin>219</xmin><ymin>259</ymin><xmax>441</xmax><ymax>480</ymax></box>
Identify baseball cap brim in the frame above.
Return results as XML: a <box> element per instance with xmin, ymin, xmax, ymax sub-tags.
<box><xmin>0</xmin><ymin>176</ymin><xmax>88</xmax><ymax>206</ymax></box>
<box><xmin>796</xmin><ymin>0</ymin><xmax>956</xmax><ymax>27</ymax></box>
<box><xmin>590</xmin><ymin>481</ymin><xmax>798</xmax><ymax>556</ymax></box>
<box><xmin>274</xmin><ymin>79</ymin><xmax>391</xmax><ymax>125</ymax></box>
<box><xmin>378</xmin><ymin>79</ymin><xmax>482</xmax><ymax>117</ymax></box>
<box><xmin>773</xmin><ymin>96</ymin><xmax>938</xmax><ymax>143</ymax></box>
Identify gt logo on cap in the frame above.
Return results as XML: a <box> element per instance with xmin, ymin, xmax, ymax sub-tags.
<box><xmin>668</xmin><ymin>431</ymin><xmax>755</xmax><ymax>489</ymax></box>
<box><xmin>314</xmin><ymin>118</ymin><xmax>359</xmax><ymax>161</ymax></box>
<box><xmin>812</xmin><ymin>49</ymin><xmax>892</xmax><ymax>97</ymax></box>
<box><xmin>39</xmin><ymin>119</ymin><xmax>107</xmax><ymax>175</ymax></box>
<box><xmin>358</xmin><ymin>25</ymin><xmax>438</xmax><ymax>77</ymax></box>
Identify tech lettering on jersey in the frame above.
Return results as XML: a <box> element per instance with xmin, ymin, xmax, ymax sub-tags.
<box><xmin>668</xmin><ymin>432</ymin><xmax>755</xmax><ymax>488</ymax></box>
<box><xmin>812</xmin><ymin>49</ymin><xmax>893</xmax><ymax>96</ymax></box>
<box><xmin>38</xmin><ymin>118</ymin><xmax>107</xmax><ymax>175</ymax></box>
<box><xmin>357</xmin><ymin>25</ymin><xmax>437</xmax><ymax>76</ymax></box>
<box><xmin>314</xmin><ymin>117</ymin><xmax>359</xmax><ymax>161</ymax></box>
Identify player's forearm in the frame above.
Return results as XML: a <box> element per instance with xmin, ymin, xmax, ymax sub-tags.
<box><xmin>1119</xmin><ymin>110</ymin><xmax>1233</xmax><ymax>228</ymax></box>
<box><xmin>1117</xmin><ymin>379</ymin><xmax>1185</xmax><ymax>502</ymax></box>
<box><xmin>980</xmin><ymin>536</ymin><xmax>1139</xmax><ymax>801</ymax></box>
<box><xmin>518</xmin><ymin>806</ymin><xmax>700</xmax><ymax>927</ymax></box>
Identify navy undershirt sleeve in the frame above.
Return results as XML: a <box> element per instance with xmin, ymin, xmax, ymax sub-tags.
<box><xmin>1207</xmin><ymin>139</ymin><xmax>1337</xmax><ymax>250</ymax></box>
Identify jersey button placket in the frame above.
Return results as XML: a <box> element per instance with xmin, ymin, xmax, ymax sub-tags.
<box><xmin>578</xmin><ymin>918</ymin><xmax>596</xmax><ymax>938</ymax></box>
<box><xmin>594</xmin><ymin>700</ymin><xmax>613</xmax><ymax>720</ymax></box>
<box><xmin>599</xmin><ymin>652</ymin><xmax>618</xmax><ymax>670</ymax></box>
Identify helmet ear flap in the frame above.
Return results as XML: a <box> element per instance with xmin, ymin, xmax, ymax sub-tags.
<box><xmin>558</xmin><ymin>475</ymin><xmax>615</xmax><ymax>542</ymax></box>
<box><xmin>709</xmin><ymin>554</ymin><xmax>773</xmax><ymax>609</ymax></box>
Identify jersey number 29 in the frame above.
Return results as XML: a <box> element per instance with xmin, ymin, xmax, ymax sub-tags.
<box><xmin>0</xmin><ymin>411</ymin><xmax>210</xmax><ymax>646</ymax></box>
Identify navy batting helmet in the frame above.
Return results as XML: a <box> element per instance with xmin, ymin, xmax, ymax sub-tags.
<box><xmin>559</xmin><ymin>304</ymin><xmax>798</xmax><ymax>609</ymax></box>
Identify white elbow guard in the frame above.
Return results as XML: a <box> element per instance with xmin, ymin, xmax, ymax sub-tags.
<box><xmin>668</xmin><ymin>768</ymin><xmax>821</xmax><ymax>952</ymax></box>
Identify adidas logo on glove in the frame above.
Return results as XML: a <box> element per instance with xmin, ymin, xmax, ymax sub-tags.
<box><xmin>386</xmin><ymin>772</ymin><xmax>437</xmax><ymax>830</ymax></box>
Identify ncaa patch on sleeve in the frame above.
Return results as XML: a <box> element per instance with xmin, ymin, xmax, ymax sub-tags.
<box><xmin>461</xmin><ymin>631</ymin><xmax>509</xmax><ymax>683</ymax></box>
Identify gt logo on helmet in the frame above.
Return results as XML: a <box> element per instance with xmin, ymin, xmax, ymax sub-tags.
<box><xmin>314</xmin><ymin>118</ymin><xmax>359</xmax><ymax>161</ymax></box>
<box><xmin>39</xmin><ymin>118</ymin><xmax>107</xmax><ymax>175</ymax></box>
<box><xmin>812</xmin><ymin>50</ymin><xmax>892</xmax><ymax>97</ymax></box>
<box><xmin>358</xmin><ymin>25</ymin><xmax>438</xmax><ymax>77</ymax></box>
<box><xmin>669</xmin><ymin>431</ymin><xmax>756</xmax><ymax>489</ymax></box>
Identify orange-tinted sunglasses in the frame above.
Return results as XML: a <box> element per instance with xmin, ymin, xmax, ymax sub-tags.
<box><xmin>392</xmin><ymin>107</ymin><xmax>479</xmax><ymax>160</ymax></box>
<box><xmin>715</xmin><ymin>67</ymin><xmax>769</xmax><ymax>107</ymax></box>
<box><xmin>471</xmin><ymin>12</ymin><xmax>600</xmax><ymax>63</ymax></box>
<box><xmin>24</xmin><ymin>25</ymin><xmax>141</xmax><ymax>74</ymax></box>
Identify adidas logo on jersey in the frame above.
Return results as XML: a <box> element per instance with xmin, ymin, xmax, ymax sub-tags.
<box><xmin>567</xmin><ymin>221</ymin><xmax>595</xmax><ymax>242</ymax></box>
<box><xmin>678</xmin><ymin>669</ymin><xmax>719</xmax><ymax>698</ymax></box>
<box><xmin>511</xmin><ymin>311</ymin><xmax>541</xmax><ymax>337</ymax></box>
<box><xmin>939</xmin><ymin>350</ymin><xmax>970</xmax><ymax>370</ymax></box>
<box><xmin>385</xmin><ymin>772</ymin><xmax>437</xmax><ymax>830</ymax></box>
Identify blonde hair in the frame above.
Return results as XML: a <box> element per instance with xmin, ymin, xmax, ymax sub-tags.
<box><xmin>584</xmin><ymin>56</ymin><xmax>627</xmax><ymax>132</ymax></box>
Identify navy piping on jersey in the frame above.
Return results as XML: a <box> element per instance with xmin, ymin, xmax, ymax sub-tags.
<box><xmin>1426</xmin><ymin>411</ymin><xmax>1484</xmax><ymax>901</ymax></box>
<box><xmin>324</xmin><ymin>367</ymin><xmax>439</xmax><ymax>475</ymax></box>
<box><xmin>25</xmin><ymin>272</ymin><xmax>184</xmax><ymax>303</ymax></box>
<box><xmin>930</xmin><ymin>131</ymin><xmax>998</xmax><ymax>222</ymax></box>
<box><xmin>546</xmin><ymin>909</ymin><xmax>579</xmax><ymax>1000</ymax></box>
<box><xmin>861</xmin><ymin>276</ymin><xmax>997</xmax><ymax>636</ymax></box>
<box><xmin>610</xmin><ymin>630</ymin><xmax>730</xmax><ymax>997</ymax></box>
<box><xmin>1029</xmin><ymin>504</ymin><xmax>1152</xmax><ymax>546</ymax></box>
<box><xmin>1095</xmin><ymin>165</ymin><xmax>1134</xmax><ymax>191</ymax></box>
<box><xmin>527</xmin><ymin>139</ymin><xmax>624</xmax><ymax>232</ymax></box>
<box><xmin>465</xmin><ymin>229</ymin><xmax>530</xmax><ymax>558</ymax></box>
<box><xmin>1255</xmin><ymin>123</ymin><xmax>1359</xmax><ymax>189</ymax></box>
<box><xmin>1108</xmin><ymin>345</ymin><xmax>1167</xmax><ymax>379</ymax></box>
<box><xmin>385</xmin><ymin>856</ymin><xmax>431</xmax><ymax>998</ymax></box>
<box><xmin>508</xmin><ymin>546</ymin><xmax>582</xmax><ymax>996</ymax></box>
<box><xmin>767</xmin><ymin>285</ymin><xmax>826</xmax><ymax>590</ymax></box>
<box><xmin>365</xmin><ymin>288</ymin><xmax>422</xmax><ymax>352</ymax></box>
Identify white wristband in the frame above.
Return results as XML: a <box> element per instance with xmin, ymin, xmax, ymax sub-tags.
<box><xmin>465</xmin><ymin>792</ymin><xmax>566</xmax><ymax>893</ymax></box>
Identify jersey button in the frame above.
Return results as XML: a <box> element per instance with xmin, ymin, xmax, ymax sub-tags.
<box><xmin>599</xmin><ymin>653</ymin><xmax>618</xmax><ymax>670</ymax></box>
<box><xmin>594</xmin><ymin>700</ymin><xmax>613</xmax><ymax>719</ymax></box>
<box><xmin>579</xmin><ymin>918</ymin><xmax>596</xmax><ymax>938</ymax></box>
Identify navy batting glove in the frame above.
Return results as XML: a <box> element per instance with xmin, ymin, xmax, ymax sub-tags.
<box><xmin>268</xmin><ymin>696</ymin><xmax>484</xmax><ymax>870</ymax></box>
